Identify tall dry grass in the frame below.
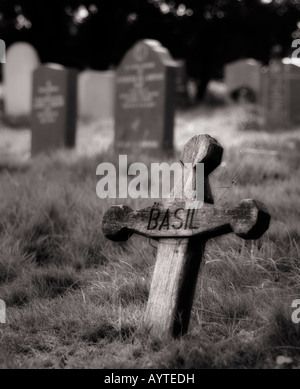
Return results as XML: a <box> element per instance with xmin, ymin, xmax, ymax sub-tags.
<box><xmin>0</xmin><ymin>94</ymin><xmax>300</xmax><ymax>368</ymax></box>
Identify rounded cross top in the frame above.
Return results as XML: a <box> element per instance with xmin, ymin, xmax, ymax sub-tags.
<box><xmin>180</xmin><ymin>134</ymin><xmax>223</xmax><ymax>175</ymax></box>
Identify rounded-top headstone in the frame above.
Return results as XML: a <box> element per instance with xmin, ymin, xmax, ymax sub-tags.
<box><xmin>261</xmin><ymin>58</ymin><xmax>290</xmax><ymax>129</ymax></box>
<box><xmin>31</xmin><ymin>64</ymin><xmax>77</xmax><ymax>156</ymax></box>
<box><xmin>78</xmin><ymin>69</ymin><xmax>116</xmax><ymax>122</ymax></box>
<box><xmin>115</xmin><ymin>39</ymin><xmax>177</xmax><ymax>155</ymax></box>
<box><xmin>3</xmin><ymin>42</ymin><xmax>40</xmax><ymax>118</ymax></box>
<box><xmin>224</xmin><ymin>58</ymin><xmax>262</xmax><ymax>101</ymax></box>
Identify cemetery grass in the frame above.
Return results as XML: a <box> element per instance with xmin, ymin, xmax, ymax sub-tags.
<box><xmin>1</xmin><ymin>102</ymin><xmax>300</xmax><ymax>368</ymax></box>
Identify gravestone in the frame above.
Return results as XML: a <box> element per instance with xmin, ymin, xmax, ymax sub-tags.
<box><xmin>78</xmin><ymin>69</ymin><xmax>115</xmax><ymax>123</ymax></box>
<box><xmin>282</xmin><ymin>58</ymin><xmax>300</xmax><ymax>125</ymax></box>
<box><xmin>261</xmin><ymin>59</ymin><xmax>287</xmax><ymax>129</ymax></box>
<box><xmin>115</xmin><ymin>39</ymin><xmax>177</xmax><ymax>155</ymax></box>
<box><xmin>262</xmin><ymin>58</ymin><xmax>300</xmax><ymax>129</ymax></box>
<box><xmin>102</xmin><ymin>134</ymin><xmax>270</xmax><ymax>339</ymax></box>
<box><xmin>3</xmin><ymin>42</ymin><xmax>40</xmax><ymax>121</ymax></box>
<box><xmin>225</xmin><ymin>58</ymin><xmax>262</xmax><ymax>101</ymax></box>
<box><xmin>31</xmin><ymin>64</ymin><xmax>77</xmax><ymax>156</ymax></box>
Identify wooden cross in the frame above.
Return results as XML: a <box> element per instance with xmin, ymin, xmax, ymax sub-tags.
<box><xmin>102</xmin><ymin>135</ymin><xmax>270</xmax><ymax>339</ymax></box>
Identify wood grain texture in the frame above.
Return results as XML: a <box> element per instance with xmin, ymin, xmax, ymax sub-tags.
<box><xmin>102</xmin><ymin>199</ymin><xmax>270</xmax><ymax>241</ymax></box>
<box><xmin>101</xmin><ymin>133</ymin><xmax>271</xmax><ymax>339</ymax></box>
<box><xmin>143</xmin><ymin>134</ymin><xmax>223</xmax><ymax>338</ymax></box>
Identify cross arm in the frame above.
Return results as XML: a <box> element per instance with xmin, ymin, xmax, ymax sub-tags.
<box><xmin>102</xmin><ymin>199</ymin><xmax>270</xmax><ymax>242</ymax></box>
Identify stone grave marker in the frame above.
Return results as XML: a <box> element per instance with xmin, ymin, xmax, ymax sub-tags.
<box><xmin>115</xmin><ymin>39</ymin><xmax>177</xmax><ymax>155</ymax></box>
<box><xmin>225</xmin><ymin>58</ymin><xmax>262</xmax><ymax>101</ymax></box>
<box><xmin>102</xmin><ymin>134</ymin><xmax>270</xmax><ymax>339</ymax></box>
<box><xmin>3</xmin><ymin>42</ymin><xmax>40</xmax><ymax>122</ymax></box>
<box><xmin>261</xmin><ymin>59</ymin><xmax>287</xmax><ymax>129</ymax></box>
<box><xmin>31</xmin><ymin>64</ymin><xmax>77</xmax><ymax>156</ymax></box>
<box><xmin>262</xmin><ymin>58</ymin><xmax>300</xmax><ymax>129</ymax></box>
<box><xmin>285</xmin><ymin>58</ymin><xmax>300</xmax><ymax>124</ymax></box>
<box><xmin>78</xmin><ymin>69</ymin><xmax>115</xmax><ymax>123</ymax></box>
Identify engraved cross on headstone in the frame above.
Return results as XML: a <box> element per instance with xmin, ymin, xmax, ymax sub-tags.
<box><xmin>102</xmin><ymin>135</ymin><xmax>270</xmax><ymax>339</ymax></box>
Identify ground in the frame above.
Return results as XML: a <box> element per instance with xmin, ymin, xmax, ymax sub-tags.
<box><xmin>0</xmin><ymin>86</ymin><xmax>300</xmax><ymax>369</ymax></box>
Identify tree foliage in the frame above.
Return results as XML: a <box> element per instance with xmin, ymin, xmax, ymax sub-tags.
<box><xmin>0</xmin><ymin>0</ymin><xmax>300</xmax><ymax>96</ymax></box>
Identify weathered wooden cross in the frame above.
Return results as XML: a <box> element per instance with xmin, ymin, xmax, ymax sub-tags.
<box><xmin>102</xmin><ymin>135</ymin><xmax>270</xmax><ymax>339</ymax></box>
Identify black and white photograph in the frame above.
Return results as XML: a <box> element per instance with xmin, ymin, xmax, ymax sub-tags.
<box><xmin>0</xmin><ymin>0</ymin><xmax>300</xmax><ymax>373</ymax></box>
